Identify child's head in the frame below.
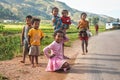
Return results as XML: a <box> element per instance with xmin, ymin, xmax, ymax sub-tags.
<box><xmin>62</xmin><ymin>10</ymin><xmax>68</xmax><ymax>17</ymax></box>
<box><xmin>53</xmin><ymin>30</ymin><xmax>64</xmax><ymax>43</ymax></box>
<box><xmin>25</xmin><ymin>15</ymin><xmax>32</xmax><ymax>26</ymax></box>
<box><xmin>31</xmin><ymin>18</ymin><xmax>41</xmax><ymax>29</ymax></box>
<box><xmin>81</xmin><ymin>12</ymin><xmax>87</xmax><ymax>20</ymax></box>
<box><xmin>52</xmin><ymin>7</ymin><xmax>59</xmax><ymax>16</ymax></box>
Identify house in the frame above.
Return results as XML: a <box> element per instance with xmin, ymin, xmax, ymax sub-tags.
<box><xmin>3</xmin><ymin>20</ymin><xmax>14</xmax><ymax>23</ymax></box>
<box><xmin>106</xmin><ymin>22</ymin><xmax>120</xmax><ymax>29</ymax></box>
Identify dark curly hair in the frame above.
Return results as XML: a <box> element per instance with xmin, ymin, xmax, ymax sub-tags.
<box><xmin>53</xmin><ymin>30</ymin><xmax>65</xmax><ymax>37</ymax></box>
<box><xmin>52</xmin><ymin>7</ymin><xmax>59</xmax><ymax>13</ymax></box>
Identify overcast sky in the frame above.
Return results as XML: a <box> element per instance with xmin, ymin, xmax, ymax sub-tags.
<box><xmin>57</xmin><ymin>0</ymin><xmax>120</xmax><ymax>18</ymax></box>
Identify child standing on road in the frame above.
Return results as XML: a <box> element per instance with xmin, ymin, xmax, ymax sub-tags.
<box><xmin>43</xmin><ymin>30</ymin><xmax>70</xmax><ymax>72</ymax></box>
<box><xmin>61</xmin><ymin>10</ymin><xmax>71</xmax><ymax>33</ymax></box>
<box><xmin>95</xmin><ymin>23</ymin><xmax>99</xmax><ymax>35</ymax></box>
<box><xmin>21</xmin><ymin>15</ymin><xmax>32</xmax><ymax>63</ymax></box>
<box><xmin>51</xmin><ymin>7</ymin><xmax>63</xmax><ymax>31</ymax></box>
<box><xmin>77</xmin><ymin>12</ymin><xmax>89</xmax><ymax>55</ymax></box>
<box><xmin>28</xmin><ymin>18</ymin><xmax>44</xmax><ymax>67</ymax></box>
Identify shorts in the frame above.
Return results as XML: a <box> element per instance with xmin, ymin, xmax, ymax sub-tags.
<box><xmin>23</xmin><ymin>40</ymin><xmax>29</xmax><ymax>54</ymax></box>
<box><xmin>29</xmin><ymin>46</ymin><xmax>40</xmax><ymax>56</ymax></box>
<box><xmin>79</xmin><ymin>37</ymin><xmax>88</xmax><ymax>41</ymax></box>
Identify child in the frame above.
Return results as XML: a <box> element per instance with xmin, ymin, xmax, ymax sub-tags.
<box><xmin>52</xmin><ymin>7</ymin><xmax>69</xmax><ymax>59</ymax></box>
<box><xmin>21</xmin><ymin>15</ymin><xmax>32</xmax><ymax>63</ymax></box>
<box><xmin>28</xmin><ymin>18</ymin><xmax>44</xmax><ymax>67</ymax></box>
<box><xmin>95</xmin><ymin>23</ymin><xmax>99</xmax><ymax>35</ymax></box>
<box><xmin>77</xmin><ymin>12</ymin><xmax>89</xmax><ymax>55</ymax></box>
<box><xmin>61</xmin><ymin>10</ymin><xmax>71</xmax><ymax>33</ymax></box>
<box><xmin>51</xmin><ymin>7</ymin><xmax>63</xmax><ymax>31</ymax></box>
<box><xmin>43</xmin><ymin>30</ymin><xmax>70</xmax><ymax>72</ymax></box>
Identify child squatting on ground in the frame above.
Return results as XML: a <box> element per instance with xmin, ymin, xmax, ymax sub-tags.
<box><xmin>21</xmin><ymin>15</ymin><xmax>32</xmax><ymax>63</ymax></box>
<box><xmin>77</xmin><ymin>12</ymin><xmax>90</xmax><ymax>55</ymax></box>
<box><xmin>51</xmin><ymin>7</ymin><xmax>69</xmax><ymax>59</ymax></box>
<box><xmin>28</xmin><ymin>18</ymin><xmax>44</xmax><ymax>67</ymax></box>
<box><xmin>43</xmin><ymin>30</ymin><xmax>70</xmax><ymax>72</ymax></box>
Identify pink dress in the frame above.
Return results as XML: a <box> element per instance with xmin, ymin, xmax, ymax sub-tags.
<box><xmin>43</xmin><ymin>41</ymin><xmax>66</xmax><ymax>71</ymax></box>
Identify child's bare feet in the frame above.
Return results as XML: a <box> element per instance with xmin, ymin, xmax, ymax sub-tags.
<box><xmin>63</xmin><ymin>56</ymin><xmax>70</xmax><ymax>59</ymax></box>
<box><xmin>82</xmin><ymin>52</ymin><xmax>85</xmax><ymax>55</ymax></box>
<box><xmin>32</xmin><ymin>64</ymin><xmax>35</xmax><ymax>68</ymax></box>
<box><xmin>20</xmin><ymin>61</ymin><xmax>25</xmax><ymax>63</ymax></box>
<box><xmin>35</xmin><ymin>64</ymin><xmax>39</xmax><ymax>67</ymax></box>
<box><xmin>63</xmin><ymin>67</ymin><xmax>71</xmax><ymax>72</ymax></box>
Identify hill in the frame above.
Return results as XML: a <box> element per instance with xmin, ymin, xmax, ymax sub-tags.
<box><xmin>0</xmin><ymin>0</ymin><xmax>116</xmax><ymax>24</ymax></box>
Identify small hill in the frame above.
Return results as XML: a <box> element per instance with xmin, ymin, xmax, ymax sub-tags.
<box><xmin>0</xmin><ymin>0</ymin><xmax>116</xmax><ymax>24</ymax></box>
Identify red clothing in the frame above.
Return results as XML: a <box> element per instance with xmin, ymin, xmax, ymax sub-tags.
<box><xmin>61</xmin><ymin>16</ymin><xmax>71</xmax><ymax>25</ymax></box>
<box><xmin>95</xmin><ymin>24</ymin><xmax>99</xmax><ymax>31</ymax></box>
<box><xmin>79</xmin><ymin>37</ymin><xmax>88</xmax><ymax>41</ymax></box>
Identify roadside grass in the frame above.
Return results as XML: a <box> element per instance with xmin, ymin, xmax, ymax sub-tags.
<box><xmin>0</xmin><ymin>24</ymin><xmax>105</xmax><ymax>59</ymax></box>
<box><xmin>0</xmin><ymin>74</ymin><xmax>9</xmax><ymax>80</ymax></box>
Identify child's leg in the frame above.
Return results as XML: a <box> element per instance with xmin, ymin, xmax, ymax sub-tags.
<box><xmin>29</xmin><ymin>55</ymin><xmax>31</xmax><ymax>63</ymax></box>
<box><xmin>62</xmin><ymin>62</ymin><xmax>70</xmax><ymax>72</ymax></box>
<box><xmin>81</xmin><ymin>40</ymin><xmax>85</xmax><ymax>55</ymax></box>
<box><xmin>21</xmin><ymin>41</ymin><xmax>29</xmax><ymax>63</ymax></box>
<box><xmin>31</xmin><ymin>56</ymin><xmax>35</xmax><ymax>67</ymax></box>
<box><xmin>63</xmin><ymin>43</ymin><xmax>69</xmax><ymax>59</ymax></box>
<box><xmin>21</xmin><ymin>46</ymin><xmax>27</xmax><ymax>63</ymax></box>
<box><xmin>85</xmin><ymin>40</ymin><xmax>88</xmax><ymax>53</ymax></box>
<box><xmin>35</xmin><ymin>56</ymin><xmax>39</xmax><ymax>67</ymax></box>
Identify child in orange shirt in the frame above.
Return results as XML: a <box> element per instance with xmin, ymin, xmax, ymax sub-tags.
<box><xmin>28</xmin><ymin>18</ymin><xmax>44</xmax><ymax>67</ymax></box>
<box><xmin>77</xmin><ymin>12</ymin><xmax>89</xmax><ymax>55</ymax></box>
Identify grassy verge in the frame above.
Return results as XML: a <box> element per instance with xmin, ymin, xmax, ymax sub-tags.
<box><xmin>0</xmin><ymin>74</ymin><xmax>9</xmax><ymax>80</ymax></box>
<box><xmin>0</xmin><ymin>24</ymin><xmax>106</xmax><ymax>60</ymax></box>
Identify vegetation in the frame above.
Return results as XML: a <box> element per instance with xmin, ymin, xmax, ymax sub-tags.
<box><xmin>0</xmin><ymin>5</ymin><xmax>18</xmax><ymax>20</ymax></box>
<box><xmin>0</xmin><ymin>23</ymin><xmax>105</xmax><ymax>60</ymax></box>
<box><xmin>0</xmin><ymin>0</ymin><xmax>116</xmax><ymax>24</ymax></box>
<box><xmin>0</xmin><ymin>74</ymin><xmax>9</xmax><ymax>80</ymax></box>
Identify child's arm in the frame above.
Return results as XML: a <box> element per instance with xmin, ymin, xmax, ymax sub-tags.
<box><xmin>77</xmin><ymin>21</ymin><xmax>80</xmax><ymax>29</ymax></box>
<box><xmin>21</xmin><ymin>27</ymin><xmax>25</xmax><ymax>45</ymax></box>
<box><xmin>43</xmin><ymin>46</ymin><xmax>51</xmax><ymax>58</ymax></box>
<box><xmin>87</xmin><ymin>21</ymin><xmax>89</xmax><ymax>30</ymax></box>
<box><xmin>43</xmin><ymin>43</ymin><xmax>55</xmax><ymax>58</ymax></box>
<box><xmin>28</xmin><ymin>29</ymin><xmax>32</xmax><ymax>47</ymax></box>
<box><xmin>68</xmin><ymin>17</ymin><xmax>71</xmax><ymax>25</ymax></box>
<box><xmin>28</xmin><ymin>35</ymin><xmax>31</xmax><ymax>48</ymax></box>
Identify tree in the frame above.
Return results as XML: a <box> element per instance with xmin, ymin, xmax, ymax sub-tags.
<box><xmin>91</xmin><ymin>17</ymin><xmax>99</xmax><ymax>25</ymax></box>
<box><xmin>88</xmin><ymin>18</ymin><xmax>92</xmax><ymax>26</ymax></box>
<box><xmin>116</xmin><ymin>18</ymin><xmax>119</xmax><ymax>22</ymax></box>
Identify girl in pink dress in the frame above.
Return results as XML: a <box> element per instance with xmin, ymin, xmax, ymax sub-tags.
<box><xmin>43</xmin><ymin>30</ymin><xmax>70</xmax><ymax>72</ymax></box>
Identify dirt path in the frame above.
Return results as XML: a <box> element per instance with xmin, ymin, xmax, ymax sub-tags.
<box><xmin>0</xmin><ymin>39</ymin><xmax>81</xmax><ymax>80</ymax></box>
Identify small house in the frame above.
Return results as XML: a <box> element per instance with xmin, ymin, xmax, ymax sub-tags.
<box><xmin>106</xmin><ymin>22</ymin><xmax>120</xmax><ymax>29</ymax></box>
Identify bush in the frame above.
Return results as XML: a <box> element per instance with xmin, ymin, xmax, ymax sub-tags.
<box><xmin>0</xmin><ymin>24</ymin><xmax>5</xmax><ymax>33</ymax></box>
<box><xmin>0</xmin><ymin>36</ymin><xmax>20</xmax><ymax>60</ymax></box>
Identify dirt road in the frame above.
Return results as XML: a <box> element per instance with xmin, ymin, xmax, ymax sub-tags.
<box><xmin>65</xmin><ymin>30</ymin><xmax>120</xmax><ymax>80</ymax></box>
<box><xmin>0</xmin><ymin>30</ymin><xmax>120</xmax><ymax>80</ymax></box>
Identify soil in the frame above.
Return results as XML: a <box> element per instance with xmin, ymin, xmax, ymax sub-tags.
<box><xmin>0</xmin><ymin>40</ymin><xmax>81</xmax><ymax>80</ymax></box>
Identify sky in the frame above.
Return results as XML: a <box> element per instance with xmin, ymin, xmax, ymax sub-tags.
<box><xmin>57</xmin><ymin>0</ymin><xmax>120</xmax><ymax>18</ymax></box>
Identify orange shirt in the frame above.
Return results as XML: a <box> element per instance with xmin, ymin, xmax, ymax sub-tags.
<box><xmin>78</xmin><ymin>19</ymin><xmax>89</xmax><ymax>30</ymax></box>
<box><xmin>28</xmin><ymin>28</ymin><xmax>44</xmax><ymax>46</ymax></box>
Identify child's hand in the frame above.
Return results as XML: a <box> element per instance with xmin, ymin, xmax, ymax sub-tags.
<box><xmin>28</xmin><ymin>44</ymin><xmax>31</xmax><ymax>48</ymax></box>
<box><xmin>49</xmin><ymin>54</ymin><xmax>55</xmax><ymax>58</ymax></box>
